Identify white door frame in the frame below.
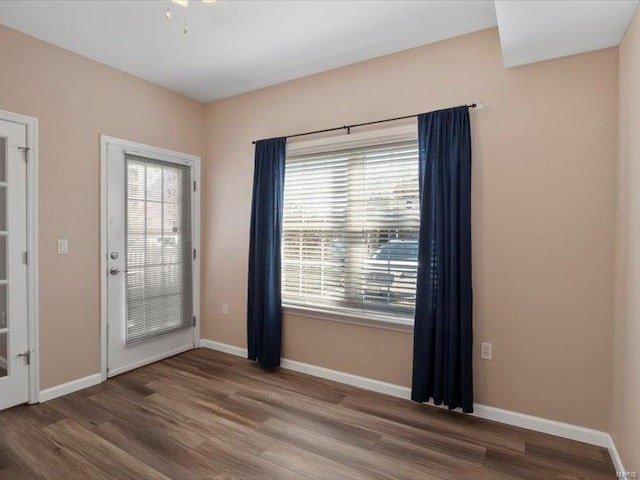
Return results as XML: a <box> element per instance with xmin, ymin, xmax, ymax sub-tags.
<box><xmin>100</xmin><ymin>135</ymin><xmax>201</xmax><ymax>381</ymax></box>
<box><xmin>0</xmin><ymin>109</ymin><xmax>39</xmax><ymax>404</ymax></box>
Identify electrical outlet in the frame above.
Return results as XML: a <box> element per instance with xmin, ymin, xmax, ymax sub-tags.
<box><xmin>222</xmin><ymin>302</ymin><xmax>229</xmax><ymax>315</ymax></box>
<box><xmin>481</xmin><ymin>342</ymin><xmax>493</xmax><ymax>360</ymax></box>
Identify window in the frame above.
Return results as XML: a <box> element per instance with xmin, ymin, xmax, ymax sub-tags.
<box><xmin>125</xmin><ymin>155</ymin><xmax>193</xmax><ymax>344</ymax></box>
<box><xmin>282</xmin><ymin>129</ymin><xmax>420</xmax><ymax>324</ymax></box>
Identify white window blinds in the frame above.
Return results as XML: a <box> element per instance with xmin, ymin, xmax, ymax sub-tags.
<box><xmin>125</xmin><ymin>155</ymin><xmax>193</xmax><ymax>344</ymax></box>
<box><xmin>282</xmin><ymin>136</ymin><xmax>420</xmax><ymax>322</ymax></box>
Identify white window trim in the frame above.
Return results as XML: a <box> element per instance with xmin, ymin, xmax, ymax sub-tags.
<box><xmin>283</xmin><ymin>304</ymin><xmax>414</xmax><ymax>333</ymax></box>
<box><xmin>284</xmin><ymin>122</ymin><xmax>418</xmax><ymax>333</ymax></box>
<box><xmin>287</xmin><ymin>124</ymin><xmax>418</xmax><ymax>155</ymax></box>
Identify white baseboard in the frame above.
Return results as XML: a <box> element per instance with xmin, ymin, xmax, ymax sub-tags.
<box><xmin>198</xmin><ymin>339</ymin><xmax>412</xmax><ymax>398</ymax></box>
<box><xmin>199</xmin><ymin>338</ymin><xmax>621</xmax><ymax>469</ymax></box>
<box><xmin>281</xmin><ymin>357</ymin><xmax>412</xmax><ymax>399</ymax></box>
<box><xmin>39</xmin><ymin>373</ymin><xmax>102</xmax><ymax>403</ymax></box>
<box><xmin>471</xmin><ymin>404</ymin><xmax>610</xmax><ymax>448</ymax></box>
<box><xmin>200</xmin><ymin>339</ymin><xmax>246</xmax><ymax>358</ymax></box>
<box><xmin>107</xmin><ymin>344</ymin><xmax>194</xmax><ymax>378</ymax></box>
<box><xmin>607</xmin><ymin>436</ymin><xmax>625</xmax><ymax>475</ymax></box>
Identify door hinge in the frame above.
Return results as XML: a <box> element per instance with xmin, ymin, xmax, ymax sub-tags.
<box><xmin>193</xmin><ymin>316</ymin><xmax>197</xmax><ymax>327</ymax></box>
<box><xmin>193</xmin><ymin>180</ymin><xmax>197</xmax><ymax>192</ymax></box>
<box><xmin>18</xmin><ymin>146</ymin><xmax>30</xmax><ymax>161</ymax></box>
<box><xmin>23</xmin><ymin>250</ymin><xmax>28</xmax><ymax>265</ymax></box>
<box><xmin>193</xmin><ymin>248</ymin><xmax>197</xmax><ymax>260</ymax></box>
<box><xmin>18</xmin><ymin>351</ymin><xmax>30</xmax><ymax>366</ymax></box>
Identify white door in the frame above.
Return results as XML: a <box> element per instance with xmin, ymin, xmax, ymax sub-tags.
<box><xmin>105</xmin><ymin>141</ymin><xmax>197</xmax><ymax>377</ymax></box>
<box><xmin>0</xmin><ymin>120</ymin><xmax>29</xmax><ymax>410</ymax></box>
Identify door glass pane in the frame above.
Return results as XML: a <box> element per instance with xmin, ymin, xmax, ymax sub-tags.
<box><xmin>0</xmin><ymin>285</ymin><xmax>6</xmax><ymax>330</ymax></box>
<box><xmin>0</xmin><ymin>186</ymin><xmax>5</xmax><ymax>232</ymax></box>
<box><xmin>125</xmin><ymin>155</ymin><xmax>193</xmax><ymax>344</ymax></box>
<box><xmin>0</xmin><ymin>236</ymin><xmax>6</xmax><ymax>281</ymax></box>
<box><xmin>0</xmin><ymin>332</ymin><xmax>6</xmax><ymax>378</ymax></box>
<box><xmin>0</xmin><ymin>137</ymin><xmax>6</xmax><ymax>183</ymax></box>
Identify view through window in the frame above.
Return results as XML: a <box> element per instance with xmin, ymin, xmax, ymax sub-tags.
<box><xmin>282</xmin><ymin>136</ymin><xmax>420</xmax><ymax>321</ymax></box>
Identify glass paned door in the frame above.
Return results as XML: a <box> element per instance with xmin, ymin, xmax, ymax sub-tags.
<box><xmin>0</xmin><ymin>136</ymin><xmax>5</xmax><ymax>379</ymax></box>
<box><xmin>106</xmin><ymin>139</ymin><xmax>197</xmax><ymax>378</ymax></box>
<box><xmin>0</xmin><ymin>119</ymin><xmax>29</xmax><ymax>410</ymax></box>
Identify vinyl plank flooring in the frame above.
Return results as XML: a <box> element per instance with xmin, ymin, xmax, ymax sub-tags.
<box><xmin>194</xmin><ymin>435</ymin><xmax>312</xmax><ymax>480</ymax></box>
<box><xmin>258</xmin><ymin>415</ymin><xmax>447</xmax><ymax>480</ymax></box>
<box><xmin>259</xmin><ymin>441</ymin><xmax>372</xmax><ymax>480</ymax></box>
<box><xmin>523</xmin><ymin>443</ymin><xmax>615</xmax><ymax>479</ymax></box>
<box><xmin>42</xmin><ymin>418</ymin><xmax>170</xmax><ymax>480</ymax></box>
<box><xmin>9</xmin><ymin>403</ymin><xmax>65</xmax><ymax>430</ymax></box>
<box><xmin>143</xmin><ymin>391</ymin><xmax>277</xmax><ymax>455</ymax></box>
<box><xmin>46</xmin><ymin>392</ymin><xmax>114</xmax><ymax>429</ymax></box>
<box><xmin>0</xmin><ymin>348</ymin><xmax>616</xmax><ymax>479</ymax></box>
<box><xmin>303</xmin><ymin>397</ymin><xmax>487</xmax><ymax>463</ymax></box>
<box><xmin>0</xmin><ymin>463</ymin><xmax>38</xmax><ymax>480</ymax></box>
<box><xmin>0</xmin><ymin>411</ymin><xmax>105</xmax><ymax>479</ymax></box>
<box><xmin>90</xmin><ymin>420</ymin><xmax>205</xmax><ymax>480</ymax></box>
<box><xmin>371</xmin><ymin>434</ymin><xmax>487</xmax><ymax>479</ymax></box>
<box><xmin>339</xmin><ymin>394</ymin><xmax>527</xmax><ymax>455</ymax></box>
<box><xmin>88</xmin><ymin>388</ymin><xmax>210</xmax><ymax>449</ymax></box>
<box><xmin>229</xmin><ymin>392</ymin><xmax>383</xmax><ymax>450</ymax></box>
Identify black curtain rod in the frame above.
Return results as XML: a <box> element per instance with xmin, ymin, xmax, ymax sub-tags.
<box><xmin>251</xmin><ymin>103</ymin><xmax>479</xmax><ymax>145</ymax></box>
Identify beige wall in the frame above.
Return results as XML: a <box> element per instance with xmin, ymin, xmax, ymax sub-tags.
<box><xmin>612</xmin><ymin>7</ymin><xmax>640</xmax><ymax>472</ymax></box>
<box><xmin>0</xmin><ymin>21</ymin><xmax>621</xmax><ymax>435</ymax></box>
<box><xmin>0</xmin><ymin>25</ymin><xmax>205</xmax><ymax>389</ymax></box>
<box><xmin>203</xmin><ymin>27</ymin><xmax>618</xmax><ymax>431</ymax></box>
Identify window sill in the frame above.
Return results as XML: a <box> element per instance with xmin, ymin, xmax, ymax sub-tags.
<box><xmin>282</xmin><ymin>305</ymin><xmax>414</xmax><ymax>333</ymax></box>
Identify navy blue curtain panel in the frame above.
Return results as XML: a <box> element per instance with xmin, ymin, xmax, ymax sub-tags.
<box><xmin>412</xmin><ymin>106</ymin><xmax>473</xmax><ymax>413</ymax></box>
<box><xmin>247</xmin><ymin>137</ymin><xmax>286</xmax><ymax>369</ymax></box>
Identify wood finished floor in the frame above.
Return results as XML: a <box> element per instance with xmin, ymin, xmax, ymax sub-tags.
<box><xmin>0</xmin><ymin>348</ymin><xmax>614</xmax><ymax>480</ymax></box>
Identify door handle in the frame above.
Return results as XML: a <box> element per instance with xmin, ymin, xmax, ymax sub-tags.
<box><xmin>17</xmin><ymin>351</ymin><xmax>30</xmax><ymax>365</ymax></box>
<box><xmin>109</xmin><ymin>267</ymin><xmax>121</xmax><ymax>276</ymax></box>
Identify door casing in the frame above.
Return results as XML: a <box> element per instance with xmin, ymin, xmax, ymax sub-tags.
<box><xmin>100</xmin><ymin>135</ymin><xmax>201</xmax><ymax>381</ymax></box>
<box><xmin>0</xmin><ymin>109</ymin><xmax>39</xmax><ymax>404</ymax></box>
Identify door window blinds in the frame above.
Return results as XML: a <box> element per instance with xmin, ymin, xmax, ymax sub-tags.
<box><xmin>282</xmin><ymin>137</ymin><xmax>420</xmax><ymax>321</ymax></box>
<box><xmin>125</xmin><ymin>155</ymin><xmax>193</xmax><ymax>344</ymax></box>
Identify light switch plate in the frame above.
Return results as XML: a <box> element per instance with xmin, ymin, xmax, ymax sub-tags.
<box><xmin>57</xmin><ymin>239</ymin><xmax>68</xmax><ymax>255</ymax></box>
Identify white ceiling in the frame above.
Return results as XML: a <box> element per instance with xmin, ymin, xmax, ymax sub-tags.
<box><xmin>0</xmin><ymin>0</ymin><xmax>498</xmax><ymax>102</ymax></box>
<box><xmin>0</xmin><ymin>1</ymin><xmax>637</xmax><ymax>103</ymax></box>
<box><xmin>496</xmin><ymin>0</ymin><xmax>639</xmax><ymax>68</ymax></box>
